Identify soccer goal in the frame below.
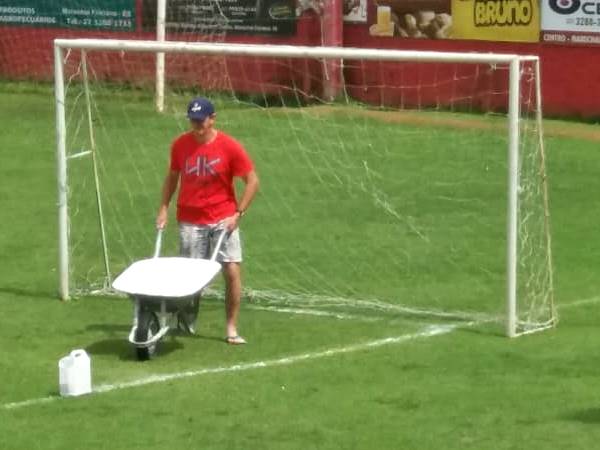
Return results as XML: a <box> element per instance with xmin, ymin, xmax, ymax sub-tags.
<box><xmin>53</xmin><ymin>38</ymin><xmax>555</xmax><ymax>337</ymax></box>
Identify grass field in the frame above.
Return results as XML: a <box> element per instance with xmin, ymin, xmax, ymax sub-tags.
<box><xmin>2</xmin><ymin>81</ymin><xmax>600</xmax><ymax>449</ymax></box>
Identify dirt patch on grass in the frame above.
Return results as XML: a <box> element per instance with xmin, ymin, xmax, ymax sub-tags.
<box><xmin>304</xmin><ymin>105</ymin><xmax>600</xmax><ymax>142</ymax></box>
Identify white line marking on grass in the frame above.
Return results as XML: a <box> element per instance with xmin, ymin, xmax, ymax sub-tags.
<box><xmin>247</xmin><ymin>305</ymin><xmax>383</xmax><ymax>322</ymax></box>
<box><xmin>559</xmin><ymin>296</ymin><xmax>600</xmax><ymax>309</ymax></box>
<box><xmin>2</xmin><ymin>396</ymin><xmax>56</xmax><ymax>410</ymax></box>
<box><xmin>99</xmin><ymin>287</ymin><xmax>493</xmax><ymax>323</ymax></box>
<box><xmin>2</xmin><ymin>323</ymin><xmax>457</xmax><ymax>411</ymax></box>
<box><xmin>247</xmin><ymin>289</ymin><xmax>492</xmax><ymax>323</ymax></box>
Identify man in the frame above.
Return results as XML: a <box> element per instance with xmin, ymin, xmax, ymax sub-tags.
<box><xmin>156</xmin><ymin>97</ymin><xmax>259</xmax><ymax>345</ymax></box>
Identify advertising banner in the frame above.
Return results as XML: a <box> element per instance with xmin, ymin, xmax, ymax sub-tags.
<box><xmin>451</xmin><ymin>0</ymin><xmax>540</xmax><ymax>42</ymax></box>
<box><xmin>368</xmin><ymin>0</ymin><xmax>539</xmax><ymax>42</ymax></box>
<box><xmin>142</xmin><ymin>0</ymin><xmax>296</xmax><ymax>35</ymax></box>
<box><xmin>541</xmin><ymin>0</ymin><xmax>600</xmax><ymax>45</ymax></box>
<box><xmin>0</xmin><ymin>0</ymin><xmax>135</xmax><ymax>31</ymax></box>
<box><xmin>344</xmin><ymin>0</ymin><xmax>368</xmax><ymax>22</ymax></box>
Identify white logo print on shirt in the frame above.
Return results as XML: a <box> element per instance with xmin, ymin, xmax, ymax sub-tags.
<box><xmin>185</xmin><ymin>155</ymin><xmax>220</xmax><ymax>177</ymax></box>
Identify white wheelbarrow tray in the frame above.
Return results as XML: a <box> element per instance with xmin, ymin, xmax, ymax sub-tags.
<box><xmin>112</xmin><ymin>229</ymin><xmax>226</xmax><ymax>359</ymax></box>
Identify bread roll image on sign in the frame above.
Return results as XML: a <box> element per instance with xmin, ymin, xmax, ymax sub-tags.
<box><xmin>371</xmin><ymin>0</ymin><xmax>452</xmax><ymax>39</ymax></box>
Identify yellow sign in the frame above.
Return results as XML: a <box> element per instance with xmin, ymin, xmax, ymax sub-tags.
<box><xmin>451</xmin><ymin>0</ymin><xmax>540</xmax><ymax>42</ymax></box>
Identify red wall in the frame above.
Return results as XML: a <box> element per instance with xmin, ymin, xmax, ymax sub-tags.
<box><xmin>345</xmin><ymin>24</ymin><xmax>600</xmax><ymax>118</ymax></box>
<box><xmin>0</xmin><ymin>12</ymin><xmax>598</xmax><ymax>118</ymax></box>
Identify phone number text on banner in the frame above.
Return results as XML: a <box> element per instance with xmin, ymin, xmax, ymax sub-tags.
<box><xmin>0</xmin><ymin>0</ymin><xmax>135</xmax><ymax>31</ymax></box>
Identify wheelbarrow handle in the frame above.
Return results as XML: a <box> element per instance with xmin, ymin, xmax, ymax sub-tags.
<box><xmin>153</xmin><ymin>227</ymin><xmax>227</xmax><ymax>260</ymax></box>
<box><xmin>153</xmin><ymin>228</ymin><xmax>164</xmax><ymax>258</ymax></box>
<box><xmin>210</xmin><ymin>229</ymin><xmax>229</xmax><ymax>262</ymax></box>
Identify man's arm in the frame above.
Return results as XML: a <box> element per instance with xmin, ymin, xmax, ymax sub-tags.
<box><xmin>223</xmin><ymin>170</ymin><xmax>259</xmax><ymax>232</ymax></box>
<box><xmin>237</xmin><ymin>170</ymin><xmax>260</xmax><ymax>214</ymax></box>
<box><xmin>156</xmin><ymin>169</ymin><xmax>179</xmax><ymax>229</ymax></box>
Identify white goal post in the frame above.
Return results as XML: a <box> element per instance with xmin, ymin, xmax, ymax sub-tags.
<box><xmin>53</xmin><ymin>38</ymin><xmax>555</xmax><ymax>338</ymax></box>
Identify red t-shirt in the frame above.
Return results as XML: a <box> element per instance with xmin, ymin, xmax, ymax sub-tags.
<box><xmin>170</xmin><ymin>131</ymin><xmax>254</xmax><ymax>225</ymax></box>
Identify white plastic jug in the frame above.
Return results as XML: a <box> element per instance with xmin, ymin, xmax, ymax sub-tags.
<box><xmin>58</xmin><ymin>349</ymin><xmax>92</xmax><ymax>397</ymax></box>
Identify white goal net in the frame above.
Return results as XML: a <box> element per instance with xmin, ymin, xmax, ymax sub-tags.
<box><xmin>54</xmin><ymin>38</ymin><xmax>555</xmax><ymax>337</ymax></box>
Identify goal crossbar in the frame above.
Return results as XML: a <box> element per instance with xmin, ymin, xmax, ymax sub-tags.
<box><xmin>54</xmin><ymin>38</ymin><xmax>537</xmax><ymax>65</ymax></box>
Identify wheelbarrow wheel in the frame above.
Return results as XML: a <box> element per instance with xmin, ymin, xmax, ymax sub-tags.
<box><xmin>134</xmin><ymin>309</ymin><xmax>160</xmax><ymax>361</ymax></box>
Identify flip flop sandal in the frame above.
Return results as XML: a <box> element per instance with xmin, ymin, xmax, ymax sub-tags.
<box><xmin>225</xmin><ymin>335</ymin><xmax>247</xmax><ymax>345</ymax></box>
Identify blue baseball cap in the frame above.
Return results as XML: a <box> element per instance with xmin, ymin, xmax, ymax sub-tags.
<box><xmin>187</xmin><ymin>97</ymin><xmax>215</xmax><ymax>121</ymax></box>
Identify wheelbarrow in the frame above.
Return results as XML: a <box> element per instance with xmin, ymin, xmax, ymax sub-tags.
<box><xmin>112</xmin><ymin>228</ymin><xmax>227</xmax><ymax>360</ymax></box>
